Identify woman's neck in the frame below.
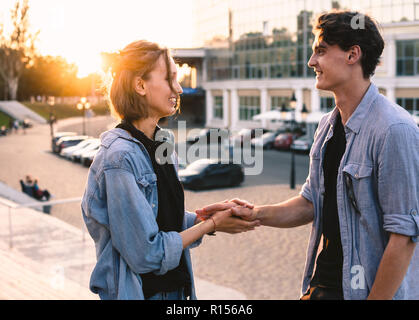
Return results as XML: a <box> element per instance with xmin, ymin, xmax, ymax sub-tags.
<box><xmin>131</xmin><ymin>117</ymin><xmax>159</xmax><ymax>140</ymax></box>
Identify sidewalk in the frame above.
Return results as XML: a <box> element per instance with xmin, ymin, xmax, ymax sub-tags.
<box><xmin>0</xmin><ymin>195</ymin><xmax>246</xmax><ymax>300</ymax></box>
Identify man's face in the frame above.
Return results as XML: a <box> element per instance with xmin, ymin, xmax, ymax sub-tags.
<box><xmin>308</xmin><ymin>34</ymin><xmax>350</xmax><ymax>91</ymax></box>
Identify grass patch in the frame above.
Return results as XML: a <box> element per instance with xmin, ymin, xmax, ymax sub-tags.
<box><xmin>0</xmin><ymin>110</ymin><xmax>14</xmax><ymax>128</ymax></box>
<box><xmin>21</xmin><ymin>101</ymin><xmax>111</xmax><ymax>121</ymax></box>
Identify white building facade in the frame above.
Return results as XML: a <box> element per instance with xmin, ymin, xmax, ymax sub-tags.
<box><xmin>192</xmin><ymin>0</ymin><xmax>419</xmax><ymax>129</ymax></box>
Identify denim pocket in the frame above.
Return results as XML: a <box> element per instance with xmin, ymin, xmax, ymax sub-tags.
<box><xmin>137</xmin><ymin>173</ymin><xmax>157</xmax><ymax>188</ymax></box>
<box><xmin>136</xmin><ymin>173</ymin><xmax>157</xmax><ymax>203</ymax></box>
<box><xmin>342</xmin><ymin>163</ymin><xmax>374</xmax><ymax>210</ymax></box>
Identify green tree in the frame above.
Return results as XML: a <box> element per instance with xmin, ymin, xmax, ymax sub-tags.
<box><xmin>18</xmin><ymin>55</ymin><xmax>79</xmax><ymax>99</ymax></box>
<box><xmin>0</xmin><ymin>0</ymin><xmax>38</xmax><ymax>100</ymax></box>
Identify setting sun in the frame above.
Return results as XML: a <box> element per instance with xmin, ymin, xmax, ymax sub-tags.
<box><xmin>68</xmin><ymin>52</ymin><xmax>102</xmax><ymax>78</ymax></box>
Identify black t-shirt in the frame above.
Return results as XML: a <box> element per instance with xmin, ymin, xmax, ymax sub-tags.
<box><xmin>310</xmin><ymin>113</ymin><xmax>346</xmax><ymax>291</ymax></box>
<box><xmin>116</xmin><ymin>120</ymin><xmax>191</xmax><ymax>299</ymax></box>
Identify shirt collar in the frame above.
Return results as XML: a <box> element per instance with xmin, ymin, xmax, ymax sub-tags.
<box><xmin>326</xmin><ymin>83</ymin><xmax>379</xmax><ymax>135</ymax></box>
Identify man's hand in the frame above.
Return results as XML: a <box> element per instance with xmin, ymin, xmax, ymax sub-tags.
<box><xmin>196</xmin><ymin>198</ymin><xmax>254</xmax><ymax>220</ymax></box>
<box><xmin>230</xmin><ymin>205</ymin><xmax>258</xmax><ymax>221</ymax></box>
<box><xmin>196</xmin><ymin>199</ymin><xmax>259</xmax><ymax>233</ymax></box>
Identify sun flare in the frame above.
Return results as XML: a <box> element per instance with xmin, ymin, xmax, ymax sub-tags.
<box><xmin>70</xmin><ymin>52</ymin><xmax>103</xmax><ymax>78</ymax></box>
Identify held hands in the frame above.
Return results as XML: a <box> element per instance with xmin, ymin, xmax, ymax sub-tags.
<box><xmin>196</xmin><ymin>199</ymin><xmax>260</xmax><ymax>234</ymax></box>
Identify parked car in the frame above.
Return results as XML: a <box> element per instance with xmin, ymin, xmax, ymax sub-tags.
<box><xmin>52</xmin><ymin>132</ymin><xmax>77</xmax><ymax>153</ymax></box>
<box><xmin>230</xmin><ymin>128</ymin><xmax>268</xmax><ymax>147</ymax></box>
<box><xmin>55</xmin><ymin>135</ymin><xmax>89</xmax><ymax>155</ymax></box>
<box><xmin>178</xmin><ymin>158</ymin><xmax>244</xmax><ymax>190</ymax></box>
<box><xmin>81</xmin><ymin>148</ymin><xmax>99</xmax><ymax>167</ymax></box>
<box><xmin>71</xmin><ymin>139</ymin><xmax>101</xmax><ymax>162</ymax></box>
<box><xmin>291</xmin><ymin>134</ymin><xmax>313</xmax><ymax>154</ymax></box>
<box><xmin>186</xmin><ymin>128</ymin><xmax>229</xmax><ymax>145</ymax></box>
<box><xmin>251</xmin><ymin>131</ymin><xmax>279</xmax><ymax>149</ymax></box>
<box><xmin>61</xmin><ymin>138</ymin><xmax>96</xmax><ymax>159</ymax></box>
<box><xmin>81</xmin><ymin>148</ymin><xmax>100</xmax><ymax>167</ymax></box>
<box><xmin>273</xmin><ymin>133</ymin><xmax>295</xmax><ymax>150</ymax></box>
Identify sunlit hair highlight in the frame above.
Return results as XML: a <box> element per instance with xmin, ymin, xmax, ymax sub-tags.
<box><xmin>104</xmin><ymin>40</ymin><xmax>180</xmax><ymax>121</ymax></box>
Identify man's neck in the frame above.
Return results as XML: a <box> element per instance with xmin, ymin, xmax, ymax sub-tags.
<box><xmin>333</xmin><ymin>79</ymin><xmax>371</xmax><ymax>125</ymax></box>
<box><xmin>131</xmin><ymin>117</ymin><xmax>159</xmax><ymax>140</ymax></box>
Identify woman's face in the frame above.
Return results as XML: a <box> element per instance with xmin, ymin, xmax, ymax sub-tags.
<box><xmin>140</xmin><ymin>54</ymin><xmax>183</xmax><ymax>119</ymax></box>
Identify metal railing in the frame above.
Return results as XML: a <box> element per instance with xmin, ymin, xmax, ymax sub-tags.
<box><xmin>0</xmin><ymin>197</ymin><xmax>83</xmax><ymax>249</ymax></box>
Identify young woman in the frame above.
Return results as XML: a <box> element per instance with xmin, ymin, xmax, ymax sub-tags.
<box><xmin>81</xmin><ymin>40</ymin><xmax>258</xmax><ymax>300</ymax></box>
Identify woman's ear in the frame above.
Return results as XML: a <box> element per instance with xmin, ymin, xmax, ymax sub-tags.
<box><xmin>134</xmin><ymin>77</ymin><xmax>146</xmax><ymax>96</ymax></box>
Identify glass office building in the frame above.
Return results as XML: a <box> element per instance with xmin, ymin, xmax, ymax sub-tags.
<box><xmin>191</xmin><ymin>0</ymin><xmax>419</xmax><ymax>129</ymax></box>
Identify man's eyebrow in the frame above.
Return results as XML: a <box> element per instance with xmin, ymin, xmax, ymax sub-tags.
<box><xmin>312</xmin><ymin>41</ymin><xmax>328</xmax><ymax>51</ymax></box>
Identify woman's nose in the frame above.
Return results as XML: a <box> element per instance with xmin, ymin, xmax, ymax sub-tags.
<box><xmin>175</xmin><ymin>81</ymin><xmax>183</xmax><ymax>95</ymax></box>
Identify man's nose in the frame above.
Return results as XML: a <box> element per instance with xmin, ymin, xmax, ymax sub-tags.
<box><xmin>307</xmin><ymin>53</ymin><xmax>316</xmax><ymax>69</ymax></box>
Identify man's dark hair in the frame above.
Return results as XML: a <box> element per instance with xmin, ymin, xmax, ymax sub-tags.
<box><xmin>313</xmin><ymin>10</ymin><xmax>385</xmax><ymax>79</ymax></box>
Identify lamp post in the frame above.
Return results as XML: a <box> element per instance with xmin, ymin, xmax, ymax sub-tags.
<box><xmin>47</xmin><ymin>96</ymin><xmax>55</xmax><ymax>139</ymax></box>
<box><xmin>77</xmin><ymin>97</ymin><xmax>91</xmax><ymax>135</ymax></box>
<box><xmin>289</xmin><ymin>93</ymin><xmax>297</xmax><ymax>189</ymax></box>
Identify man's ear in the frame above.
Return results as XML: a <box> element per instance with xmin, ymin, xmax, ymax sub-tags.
<box><xmin>347</xmin><ymin>45</ymin><xmax>362</xmax><ymax>65</ymax></box>
<box><xmin>134</xmin><ymin>77</ymin><xmax>146</xmax><ymax>96</ymax></box>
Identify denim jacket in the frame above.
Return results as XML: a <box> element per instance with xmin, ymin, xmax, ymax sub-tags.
<box><xmin>300</xmin><ymin>83</ymin><xmax>419</xmax><ymax>300</ymax></box>
<box><xmin>81</xmin><ymin>128</ymin><xmax>202</xmax><ymax>300</ymax></box>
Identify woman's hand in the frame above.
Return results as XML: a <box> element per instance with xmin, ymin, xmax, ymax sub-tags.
<box><xmin>206</xmin><ymin>207</ymin><xmax>260</xmax><ymax>234</ymax></box>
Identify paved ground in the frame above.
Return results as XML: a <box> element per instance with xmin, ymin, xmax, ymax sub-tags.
<box><xmin>0</xmin><ymin>197</ymin><xmax>246</xmax><ymax>300</ymax></box>
<box><xmin>0</xmin><ymin>115</ymin><xmax>312</xmax><ymax>299</ymax></box>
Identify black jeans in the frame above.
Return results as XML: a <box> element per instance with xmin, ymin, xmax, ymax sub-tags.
<box><xmin>300</xmin><ymin>286</ymin><xmax>344</xmax><ymax>300</ymax></box>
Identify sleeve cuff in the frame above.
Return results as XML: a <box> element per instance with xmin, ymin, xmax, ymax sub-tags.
<box><xmin>184</xmin><ymin>211</ymin><xmax>198</xmax><ymax>229</ymax></box>
<box><xmin>383</xmin><ymin>210</ymin><xmax>419</xmax><ymax>243</ymax></box>
<box><xmin>183</xmin><ymin>211</ymin><xmax>203</xmax><ymax>249</ymax></box>
<box><xmin>300</xmin><ymin>182</ymin><xmax>313</xmax><ymax>204</ymax></box>
<box><xmin>157</xmin><ymin>231</ymin><xmax>183</xmax><ymax>274</ymax></box>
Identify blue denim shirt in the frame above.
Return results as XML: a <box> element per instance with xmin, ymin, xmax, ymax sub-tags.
<box><xmin>81</xmin><ymin>128</ymin><xmax>202</xmax><ymax>300</ymax></box>
<box><xmin>300</xmin><ymin>83</ymin><xmax>419</xmax><ymax>300</ymax></box>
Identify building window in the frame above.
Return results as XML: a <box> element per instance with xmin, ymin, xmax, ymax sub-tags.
<box><xmin>396</xmin><ymin>40</ymin><xmax>419</xmax><ymax>76</ymax></box>
<box><xmin>213</xmin><ymin>96</ymin><xmax>223</xmax><ymax>119</ymax></box>
<box><xmin>239</xmin><ymin>96</ymin><xmax>260</xmax><ymax>121</ymax></box>
<box><xmin>271</xmin><ymin>96</ymin><xmax>290</xmax><ymax>110</ymax></box>
<box><xmin>321</xmin><ymin>97</ymin><xmax>335</xmax><ymax>112</ymax></box>
<box><xmin>396</xmin><ymin>97</ymin><xmax>419</xmax><ymax>115</ymax></box>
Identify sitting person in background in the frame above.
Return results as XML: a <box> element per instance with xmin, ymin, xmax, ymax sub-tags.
<box><xmin>20</xmin><ymin>175</ymin><xmax>51</xmax><ymax>201</ymax></box>
<box><xmin>0</xmin><ymin>125</ymin><xmax>8</xmax><ymax>136</ymax></box>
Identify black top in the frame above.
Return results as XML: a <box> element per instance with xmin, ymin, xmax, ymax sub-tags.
<box><xmin>310</xmin><ymin>113</ymin><xmax>346</xmax><ymax>292</ymax></box>
<box><xmin>116</xmin><ymin>120</ymin><xmax>191</xmax><ymax>299</ymax></box>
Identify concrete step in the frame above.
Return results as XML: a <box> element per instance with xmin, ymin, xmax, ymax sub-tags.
<box><xmin>0</xmin><ymin>248</ymin><xmax>97</xmax><ymax>300</ymax></box>
<box><xmin>0</xmin><ymin>196</ymin><xmax>98</xmax><ymax>299</ymax></box>
<box><xmin>0</xmin><ymin>101</ymin><xmax>47</xmax><ymax>124</ymax></box>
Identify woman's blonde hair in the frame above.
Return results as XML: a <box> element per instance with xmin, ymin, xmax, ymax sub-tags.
<box><xmin>106</xmin><ymin>40</ymin><xmax>180</xmax><ymax>121</ymax></box>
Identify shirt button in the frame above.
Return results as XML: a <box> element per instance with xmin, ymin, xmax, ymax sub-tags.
<box><xmin>413</xmin><ymin>211</ymin><xmax>417</xmax><ymax>216</ymax></box>
<box><xmin>355</xmin><ymin>173</ymin><xmax>359</xmax><ymax>178</ymax></box>
<box><xmin>152</xmin><ymin>204</ymin><xmax>156</xmax><ymax>208</ymax></box>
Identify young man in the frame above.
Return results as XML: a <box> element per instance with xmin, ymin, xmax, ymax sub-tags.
<box><xmin>198</xmin><ymin>11</ymin><xmax>419</xmax><ymax>300</ymax></box>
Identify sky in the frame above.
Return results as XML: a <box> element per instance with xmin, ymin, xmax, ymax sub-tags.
<box><xmin>0</xmin><ymin>0</ymin><xmax>195</xmax><ymax>77</ymax></box>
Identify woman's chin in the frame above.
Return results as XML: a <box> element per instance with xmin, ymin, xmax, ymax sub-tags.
<box><xmin>160</xmin><ymin>106</ymin><xmax>177</xmax><ymax>118</ymax></box>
